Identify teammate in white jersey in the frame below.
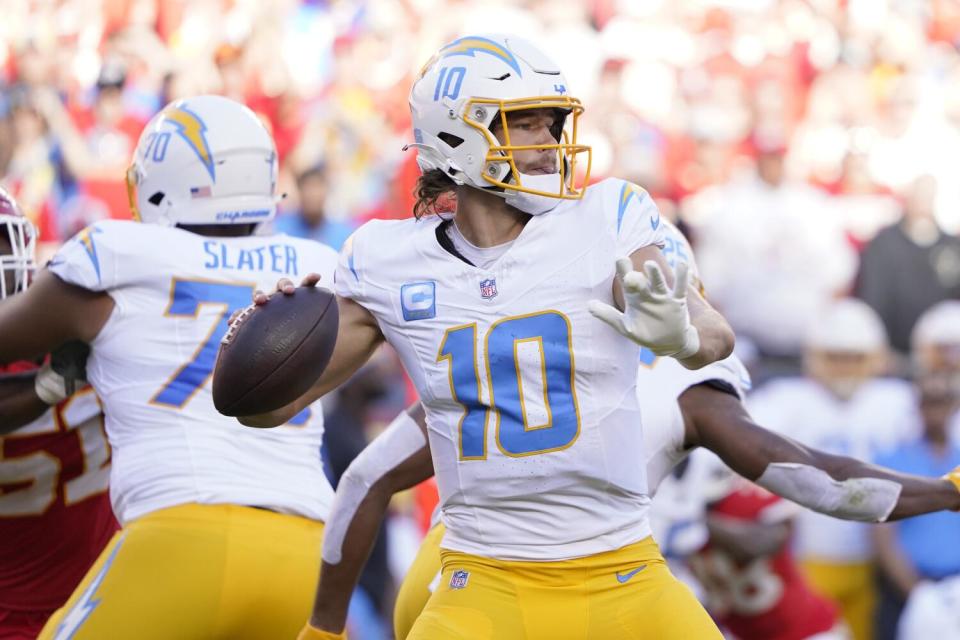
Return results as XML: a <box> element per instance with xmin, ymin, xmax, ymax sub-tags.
<box><xmin>748</xmin><ymin>299</ymin><xmax>915</xmax><ymax>640</ymax></box>
<box><xmin>0</xmin><ymin>96</ymin><xmax>338</xmax><ymax>639</ymax></box>
<box><xmin>236</xmin><ymin>34</ymin><xmax>735</xmax><ymax>639</ymax></box>
<box><xmin>289</xmin><ymin>220</ymin><xmax>960</xmax><ymax>640</ymax></box>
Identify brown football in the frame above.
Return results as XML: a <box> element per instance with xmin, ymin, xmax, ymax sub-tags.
<box><xmin>212</xmin><ymin>287</ymin><xmax>339</xmax><ymax>418</ymax></box>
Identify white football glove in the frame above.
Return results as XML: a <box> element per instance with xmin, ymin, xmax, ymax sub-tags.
<box><xmin>588</xmin><ymin>258</ymin><xmax>700</xmax><ymax>359</ymax></box>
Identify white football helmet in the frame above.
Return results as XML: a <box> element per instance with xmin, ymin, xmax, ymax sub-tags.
<box><xmin>912</xmin><ymin>300</ymin><xmax>960</xmax><ymax>374</ymax></box>
<box><xmin>126</xmin><ymin>95</ymin><xmax>279</xmax><ymax>226</ymax></box>
<box><xmin>408</xmin><ymin>34</ymin><xmax>591</xmax><ymax>211</ymax></box>
<box><xmin>0</xmin><ymin>186</ymin><xmax>36</xmax><ymax>299</ymax></box>
<box><xmin>803</xmin><ymin>298</ymin><xmax>889</xmax><ymax>400</ymax></box>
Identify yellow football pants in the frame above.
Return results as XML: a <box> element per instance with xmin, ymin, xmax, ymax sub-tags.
<box><xmin>405</xmin><ymin>527</ymin><xmax>722</xmax><ymax>640</ymax></box>
<box><xmin>801</xmin><ymin>560</ymin><xmax>874</xmax><ymax>640</ymax></box>
<box><xmin>394</xmin><ymin>523</ymin><xmax>446</xmax><ymax>640</ymax></box>
<box><xmin>39</xmin><ymin>503</ymin><xmax>323</xmax><ymax>640</ymax></box>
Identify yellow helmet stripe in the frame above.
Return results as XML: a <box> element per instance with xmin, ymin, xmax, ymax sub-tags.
<box><xmin>440</xmin><ymin>36</ymin><xmax>522</xmax><ymax>76</ymax></box>
<box><xmin>162</xmin><ymin>106</ymin><xmax>216</xmax><ymax>181</ymax></box>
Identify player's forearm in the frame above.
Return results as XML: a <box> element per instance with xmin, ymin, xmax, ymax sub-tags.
<box><xmin>310</xmin><ymin>486</ymin><xmax>393</xmax><ymax>633</ymax></box>
<box><xmin>732</xmin><ymin>431</ymin><xmax>957</xmax><ymax>521</ymax></box>
<box><xmin>0</xmin><ymin>373</ymin><xmax>48</xmax><ymax>434</ymax></box>
<box><xmin>811</xmin><ymin>452</ymin><xmax>960</xmax><ymax>520</ymax></box>
<box><xmin>310</xmin><ymin>407</ymin><xmax>433</xmax><ymax>632</ymax></box>
<box><xmin>679</xmin><ymin>302</ymin><xmax>735</xmax><ymax>369</ymax></box>
<box><xmin>685</xmin><ymin>386</ymin><xmax>916</xmax><ymax>522</ymax></box>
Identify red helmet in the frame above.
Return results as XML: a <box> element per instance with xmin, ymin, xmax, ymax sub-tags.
<box><xmin>0</xmin><ymin>186</ymin><xmax>36</xmax><ymax>299</ymax></box>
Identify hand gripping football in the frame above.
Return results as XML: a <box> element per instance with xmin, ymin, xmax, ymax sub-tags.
<box><xmin>212</xmin><ymin>287</ymin><xmax>339</xmax><ymax>417</ymax></box>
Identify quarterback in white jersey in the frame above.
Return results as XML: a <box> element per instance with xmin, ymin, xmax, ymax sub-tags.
<box><xmin>241</xmin><ymin>34</ymin><xmax>736</xmax><ymax>640</ymax></box>
<box><xmin>0</xmin><ymin>96</ymin><xmax>337</xmax><ymax>640</ymax></box>
<box><xmin>290</xmin><ymin>215</ymin><xmax>960</xmax><ymax>640</ymax></box>
<box><xmin>337</xmin><ymin>175</ymin><xmax>669</xmax><ymax>560</ymax></box>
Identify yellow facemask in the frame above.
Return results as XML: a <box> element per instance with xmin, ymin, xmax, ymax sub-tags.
<box><xmin>461</xmin><ymin>95</ymin><xmax>592</xmax><ymax>200</ymax></box>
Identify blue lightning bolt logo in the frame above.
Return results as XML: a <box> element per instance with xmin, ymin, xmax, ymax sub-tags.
<box><xmin>617</xmin><ymin>182</ymin><xmax>650</xmax><ymax>234</ymax></box>
<box><xmin>75</xmin><ymin>225</ymin><xmax>103</xmax><ymax>283</ymax></box>
<box><xmin>162</xmin><ymin>105</ymin><xmax>216</xmax><ymax>182</ymax></box>
<box><xmin>439</xmin><ymin>36</ymin><xmax>523</xmax><ymax>77</ymax></box>
<box><xmin>53</xmin><ymin>535</ymin><xmax>124</xmax><ymax>639</ymax></box>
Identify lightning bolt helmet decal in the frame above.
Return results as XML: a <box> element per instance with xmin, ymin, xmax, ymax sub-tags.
<box><xmin>161</xmin><ymin>104</ymin><xmax>216</xmax><ymax>182</ymax></box>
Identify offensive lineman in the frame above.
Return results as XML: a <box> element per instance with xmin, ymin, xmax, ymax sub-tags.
<box><xmin>0</xmin><ymin>96</ymin><xmax>338</xmax><ymax>639</ymax></box>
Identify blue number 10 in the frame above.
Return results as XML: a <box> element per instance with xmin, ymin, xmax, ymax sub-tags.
<box><xmin>434</xmin><ymin>66</ymin><xmax>466</xmax><ymax>101</ymax></box>
<box><xmin>151</xmin><ymin>279</ymin><xmax>254</xmax><ymax>408</ymax></box>
<box><xmin>437</xmin><ymin>311</ymin><xmax>581</xmax><ymax>459</ymax></box>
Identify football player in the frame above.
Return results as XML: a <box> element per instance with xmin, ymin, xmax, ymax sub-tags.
<box><xmin>688</xmin><ymin>474</ymin><xmax>847</xmax><ymax>640</ymax></box>
<box><xmin>237</xmin><ymin>34</ymin><xmax>736</xmax><ymax>639</ymax></box>
<box><xmin>295</xmin><ymin>220</ymin><xmax>960</xmax><ymax>640</ymax></box>
<box><xmin>911</xmin><ymin>299</ymin><xmax>960</xmax><ymax>380</ymax></box>
<box><xmin>0</xmin><ymin>96</ymin><xmax>339</xmax><ymax>639</ymax></box>
<box><xmin>0</xmin><ymin>188</ymin><xmax>117</xmax><ymax>640</ymax></box>
<box><xmin>748</xmin><ymin>298</ymin><xmax>915</xmax><ymax>640</ymax></box>
<box><xmin>910</xmin><ymin>300</ymin><xmax>960</xmax><ymax>446</ymax></box>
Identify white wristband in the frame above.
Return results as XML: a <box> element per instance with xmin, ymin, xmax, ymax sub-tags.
<box><xmin>756</xmin><ymin>462</ymin><xmax>901</xmax><ymax>522</ymax></box>
<box><xmin>321</xmin><ymin>411</ymin><xmax>427</xmax><ymax>565</ymax></box>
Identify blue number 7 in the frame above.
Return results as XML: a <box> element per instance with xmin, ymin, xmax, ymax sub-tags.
<box><xmin>150</xmin><ymin>279</ymin><xmax>254</xmax><ymax>408</ymax></box>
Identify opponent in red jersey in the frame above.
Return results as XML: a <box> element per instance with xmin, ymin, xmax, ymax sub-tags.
<box><xmin>0</xmin><ymin>188</ymin><xmax>117</xmax><ymax>639</ymax></box>
<box><xmin>689</xmin><ymin>471</ymin><xmax>846</xmax><ymax>640</ymax></box>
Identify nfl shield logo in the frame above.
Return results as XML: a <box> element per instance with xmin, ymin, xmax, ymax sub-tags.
<box><xmin>479</xmin><ymin>278</ymin><xmax>498</xmax><ymax>300</ymax></box>
<box><xmin>450</xmin><ymin>569</ymin><xmax>470</xmax><ymax>590</ymax></box>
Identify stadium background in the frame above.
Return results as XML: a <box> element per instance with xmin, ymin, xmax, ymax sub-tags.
<box><xmin>3</xmin><ymin>0</ymin><xmax>960</xmax><ymax>638</ymax></box>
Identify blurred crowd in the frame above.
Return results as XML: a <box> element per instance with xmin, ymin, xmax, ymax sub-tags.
<box><xmin>4</xmin><ymin>0</ymin><xmax>960</xmax><ymax>638</ymax></box>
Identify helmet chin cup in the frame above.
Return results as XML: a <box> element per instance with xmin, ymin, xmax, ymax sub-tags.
<box><xmin>503</xmin><ymin>172</ymin><xmax>564</xmax><ymax>215</ymax></box>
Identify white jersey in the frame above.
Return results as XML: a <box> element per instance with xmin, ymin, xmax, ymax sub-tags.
<box><xmin>49</xmin><ymin>220</ymin><xmax>338</xmax><ymax>525</ymax></box>
<box><xmin>747</xmin><ymin>377</ymin><xmax>915</xmax><ymax>562</ymax></box>
<box><xmin>337</xmin><ymin>178</ymin><xmax>665</xmax><ymax>560</ymax></box>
